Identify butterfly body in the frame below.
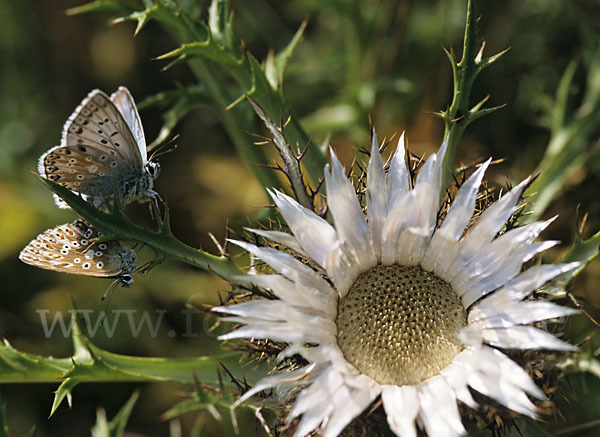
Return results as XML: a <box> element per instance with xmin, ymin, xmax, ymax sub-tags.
<box><xmin>39</xmin><ymin>87</ymin><xmax>159</xmax><ymax>209</ymax></box>
<box><xmin>19</xmin><ymin>220</ymin><xmax>137</xmax><ymax>286</ymax></box>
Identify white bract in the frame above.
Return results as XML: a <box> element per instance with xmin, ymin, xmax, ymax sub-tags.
<box><xmin>215</xmin><ymin>133</ymin><xmax>579</xmax><ymax>437</ymax></box>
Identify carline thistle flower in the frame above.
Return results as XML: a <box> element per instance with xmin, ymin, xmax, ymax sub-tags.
<box><xmin>215</xmin><ymin>132</ymin><xmax>579</xmax><ymax>436</ymax></box>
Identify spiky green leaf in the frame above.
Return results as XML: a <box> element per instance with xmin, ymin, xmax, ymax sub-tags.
<box><xmin>264</xmin><ymin>21</ymin><xmax>306</xmax><ymax>91</ymax></box>
<box><xmin>139</xmin><ymin>85</ymin><xmax>211</xmax><ymax>150</ymax></box>
<box><xmin>543</xmin><ymin>226</ymin><xmax>600</xmax><ymax>298</ymax></box>
<box><xmin>90</xmin><ymin>391</ymin><xmax>139</xmax><ymax>437</ymax></box>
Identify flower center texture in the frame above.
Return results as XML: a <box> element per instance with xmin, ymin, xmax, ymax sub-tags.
<box><xmin>336</xmin><ymin>264</ymin><xmax>467</xmax><ymax>386</ymax></box>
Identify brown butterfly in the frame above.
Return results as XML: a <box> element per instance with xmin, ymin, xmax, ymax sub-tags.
<box><xmin>19</xmin><ymin>220</ymin><xmax>137</xmax><ymax>286</ymax></box>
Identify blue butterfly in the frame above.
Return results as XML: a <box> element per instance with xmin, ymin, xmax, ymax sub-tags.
<box><xmin>39</xmin><ymin>87</ymin><xmax>159</xmax><ymax>209</ymax></box>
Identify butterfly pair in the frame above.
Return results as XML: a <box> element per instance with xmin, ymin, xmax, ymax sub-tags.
<box><xmin>21</xmin><ymin>87</ymin><xmax>158</xmax><ymax>285</ymax></box>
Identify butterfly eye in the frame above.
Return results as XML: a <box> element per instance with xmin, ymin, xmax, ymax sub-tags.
<box><xmin>146</xmin><ymin>161</ymin><xmax>160</xmax><ymax>178</ymax></box>
<box><xmin>120</xmin><ymin>274</ymin><xmax>134</xmax><ymax>286</ymax></box>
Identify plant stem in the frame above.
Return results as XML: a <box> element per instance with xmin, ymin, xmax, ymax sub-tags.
<box><xmin>440</xmin><ymin>0</ymin><xmax>478</xmax><ymax>190</ymax></box>
<box><xmin>40</xmin><ymin>176</ymin><xmax>244</xmax><ymax>281</ymax></box>
<box><xmin>437</xmin><ymin>0</ymin><xmax>506</xmax><ymax>193</ymax></box>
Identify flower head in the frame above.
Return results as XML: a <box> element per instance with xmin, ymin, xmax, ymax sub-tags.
<box><xmin>215</xmin><ymin>133</ymin><xmax>579</xmax><ymax>437</ymax></box>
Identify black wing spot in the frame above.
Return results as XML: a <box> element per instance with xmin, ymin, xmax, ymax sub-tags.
<box><xmin>101</xmin><ymin>139</ymin><xmax>108</xmax><ymax>144</ymax></box>
<box><xmin>78</xmin><ymin>146</ymin><xmax>87</xmax><ymax>152</ymax></box>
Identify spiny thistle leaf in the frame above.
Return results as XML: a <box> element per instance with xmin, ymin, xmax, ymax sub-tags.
<box><xmin>156</xmin><ymin>41</ymin><xmax>246</xmax><ymax>79</ymax></box>
<box><xmin>468</xmin><ymin>103</ymin><xmax>507</xmax><ymax>124</ymax></box>
<box><xmin>112</xmin><ymin>0</ymin><xmax>200</xmax><ymax>38</ymax></box>
<box><xmin>264</xmin><ymin>21</ymin><xmax>306</xmax><ymax>91</ymax></box>
<box><xmin>244</xmin><ymin>53</ymin><xmax>276</xmax><ymax>105</ymax></box>
<box><xmin>161</xmin><ymin>397</ymin><xmax>222</xmax><ymax>423</ymax></box>
<box><xmin>552</xmin><ymin>60</ymin><xmax>578</xmax><ymax>134</ymax></box>
<box><xmin>523</xmin><ymin>50</ymin><xmax>600</xmax><ymax>222</ymax></box>
<box><xmin>208</xmin><ymin>0</ymin><xmax>237</xmax><ymax>53</ymax></box>
<box><xmin>90</xmin><ymin>390</ymin><xmax>139</xmax><ymax>437</ymax></box>
<box><xmin>476</xmin><ymin>47</ymin><xmax>510</xmax><ymax>70</ymax></box>
<box><xmin>2</xmin><ymin>313</ymin><xmax>262</xmax><ymax>416</ymax></box>
<box><xmin>138</xmin><ymin>85</ymin><xmax>211</xmax><ymax>150</ymax></box>
<box><xmin>0</xmin><ymin>339</ymin><xmax>72</xmax><ymax>382</ymax></box>
<box><xmin>561</xmin><ymin>228</ymin><xmax>600</xmax><ymax>275</ymax></box>
<box><xmin>51</xmin><ymin>378</ymin><xmax>81</xmax><ymax>418</ymax></box>
<box><xmin>543</xmin><ymin>224</ymin><xmax>600</xmax><ymax>298</ymax></box>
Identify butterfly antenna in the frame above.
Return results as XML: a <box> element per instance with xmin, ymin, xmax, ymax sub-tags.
<box><xmin>99</xmin><ymin>279</ymin><xmax>120</xmax><ymax>326</ymax></box>
<box><xmin>101</xmin><ymin>278</ymin><xmax>120</xmax><ymax>302</ymax></box>
<box><xmin>149</xmin><ymin>134</ymin><xmax>180</xmax><ymax>162</ymax></box>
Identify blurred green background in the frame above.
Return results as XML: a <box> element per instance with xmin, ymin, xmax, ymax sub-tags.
<box><xmin>1</xmin><ymin>0</ymin><xmax>600</xmax><ymax>435</ymax></box>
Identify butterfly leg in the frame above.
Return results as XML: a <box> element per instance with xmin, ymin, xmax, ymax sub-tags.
<box><xmin>147</xmin><ymin>190</ymin><xmax>167</xmax><ymax>226</ymax></box>
<box><xmin>138</xmin><ymin>249</ymin><xmax>165</xmax><ymax>277</ymax></box>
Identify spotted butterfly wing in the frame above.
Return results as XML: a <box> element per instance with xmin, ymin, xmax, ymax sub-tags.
<box><xmin>19</xmin><ymin>220</ymin><xmax>137</xmax><ymax>285</ymax></box>
<box><xmin>39</xmin><ymin>87</ymin><xmax>158</xmax><ymax>209</ymax></box>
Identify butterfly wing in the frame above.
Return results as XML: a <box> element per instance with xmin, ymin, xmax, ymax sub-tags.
<box><xmin>19</xmin><ymin>220</ymin><xmax>136</xmax><ymax>278</ymax></box>
<box><xmin>110</xmin><ymin>87</ymin><xmax>147</xmax><ymax>163</ymax></box>
<box><xmin>62</xmin><ymin>89</ymin><xmax>143</xmax><ymax>166</ymax></box>
<box><xmin>39</xmin><ymin>90</ymin><xmax>149</xmax><ymax>207</ymax></box>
